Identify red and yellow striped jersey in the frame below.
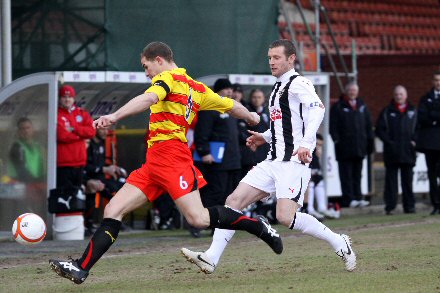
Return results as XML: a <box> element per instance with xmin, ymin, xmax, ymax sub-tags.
<box><xmin>145</xmin><ymin>68</ymin><xmax>234</xmax><ymax>148</ymax></box>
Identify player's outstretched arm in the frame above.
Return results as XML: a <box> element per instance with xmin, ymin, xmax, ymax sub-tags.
<box><xmin>227</xmin><ymin>100</ymin><xmax>260</xmax><ymax>126</ymax></box>
<box><xmin>94</xmin><ymin>93</ymin><xmax>159</xmax><ymax>129</ymax></box>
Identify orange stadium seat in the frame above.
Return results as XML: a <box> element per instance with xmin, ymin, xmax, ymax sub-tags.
<box><xmin>306</xmin><ymin>0</ymin><xmax>440</xmax><ymax>55</ymax></box>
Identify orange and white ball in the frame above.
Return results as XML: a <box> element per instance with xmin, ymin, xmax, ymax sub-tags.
<box><xmin>12</xmin><ymin>213</ymin><xmax>46</xmax><ymax>245</ymax></box>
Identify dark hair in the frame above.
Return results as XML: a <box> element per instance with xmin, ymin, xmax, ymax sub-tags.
<box><xmin>141</xmin><ymin>42</ymin><xmax>174</xmax><ymax>62</ymax></box>
<box><xmin>433</xmin><ymin>71</ymin><xmax>440</xmax><ymax>77</ymax></box>
<box><xmin>249</xmin><ymin>88</ymin><xmax>264</xmax><ymax>98</ymax></box>
<box><xmin>213</xmin><ymin>78</ymin><xmax>232</xmax><ymax>93</ymax></box>
<box><xmin>269</xmin><ymin>39</ymin><xmax>296</xmax><ymax>57</ymax></box>
<box><xmin>316</xmin><ymin>133</ymin><xmax>323</xmax><ymax>141</ymax></box>
<box><xmin>17</xmin><ymin>117</ymin><xmax>32</xmax><ymax>127</ymax></box>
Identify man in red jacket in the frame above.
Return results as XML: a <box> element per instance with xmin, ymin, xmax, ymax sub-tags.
<box><xmin>57</xmin><ymin>85</ymin><xmax>95</xmax><ymax>191</ymax></box>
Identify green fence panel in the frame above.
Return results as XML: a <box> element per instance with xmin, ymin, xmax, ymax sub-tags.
<box><xmin>106</xmin><ymin>0</ymin><xmax>278</xmax><ymax>77</ymax></box>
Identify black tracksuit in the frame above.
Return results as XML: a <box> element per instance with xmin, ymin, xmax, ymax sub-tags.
<box><xmin>84</xmin><ymin>138</ymin><xmax>123</xmax><ymax>227</ymax></box>
<box><xmin>194</xmin><ymin>110</ymin><xmax>241</xmax><ymax>207</ymax></box>
<box><xmin>84</xmin><ymin>138</ymin><xmax>123</xmax><ymax>198</ymax></box>
<box><xmin>416</xmin><ymin>88</ymin><xmax>440</xmax><ymax>210</ymax></box>
<box><xmin>330</xmin><ymin>96</ymin><xmax>374</xmax><ymax>206</ymax></box>
<box><xmin>376</xmin><ymin>101</ymin><xmax>417</xmax><ymax>212</ymax></box>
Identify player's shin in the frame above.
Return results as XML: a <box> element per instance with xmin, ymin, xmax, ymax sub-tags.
<box><xmin>289</xmin><ymin>212</ymin><xmax>344</xmax><ymax>250</ymax></box>
<box><xmin>205</xmin><ymin>228</ymin><xmax>235</xmax><ymax>266</ymax></box>
<box><xmin>77</xmin><ymin>218</ymin><xmax>121</xmax><ymax>271</ymax></box>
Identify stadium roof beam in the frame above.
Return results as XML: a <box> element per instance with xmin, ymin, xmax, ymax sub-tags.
<box><xmin>11</xmin><ymin>0</ymin><xmax>106</xmax><ymax>78</ymax></box>
<box><xmin>57</xmin><ymin>28</ymin><xmax>105</xmax><ymax>69</ymax></box>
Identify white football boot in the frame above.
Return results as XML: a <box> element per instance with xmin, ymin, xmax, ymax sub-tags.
<box><xmin>181</xmin><ymin>248</ymin><xmax>216</xmax><ymax>274</ymax></box>
<box><xmin>335</xmin><ymin>234</ymin><xmax>357</xmax><ymax>272</ymax></box>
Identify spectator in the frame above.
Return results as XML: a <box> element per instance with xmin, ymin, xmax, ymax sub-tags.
<box><xmin>56</xmin><ymin>85</ymin><xmax>95</xmax><ymax>192</ymax></box>
<box><xmin>376</xmin><ymin>85</ymin><xmax>417</xmax><ymax>215</ymax></box>
<box><xmin>231</xmin><ymin>83</ymin><xmax>247</xmax><ymax>107</ymax></box>
<box><xmin>239</xmin><ymin>88</ymin><xmax>270</xmax><ymax>178</ymax></box>
<box><xmin>8</xmin><ymin>117</ymin><xmax>45</xmax><ymax>183</ymax></box>
<box><xmin>83</xmin><ymin>128</ymin><xmax>126</xmax><ymax>235</ymax></box>
<box><xmin>330</xmin><ymin>82</ymin><xmax>374</xmax><ymax>208</ymax></box>
<box><xmin>194</xmin><ymin>78</ymin><xmax>242</xmax><ymax>209</ymax></box>
<box><xmin>416</xmin><ymin>71</ymin><xmax>440</xmax><ymax>215</ymax></box>
<box><xmin>307</xmin><ymin>133</ymin><xmax>338</xmax><ymax>219</ymax></box>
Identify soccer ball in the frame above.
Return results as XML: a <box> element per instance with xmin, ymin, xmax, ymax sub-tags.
<box><xmin>12</xmin><ymin>213</ymin><xmax>46</xmax><ymax>245</ymax></box>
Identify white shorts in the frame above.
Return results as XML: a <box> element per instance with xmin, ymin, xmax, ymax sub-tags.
<box><xmin>241</xmin><ymin>160</ymin><xmax>311</xmax><ymax>206</ymax></box>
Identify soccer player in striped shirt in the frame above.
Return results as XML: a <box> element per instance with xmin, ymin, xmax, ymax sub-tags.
<box><xmin>49</xmin><ymin>41</ymin><xmax>283</xmax><ymax>284</ymax></box>
<box><xmin>182</xmin><ymin>39</ymin><xmax>357</xmax><ymax>274</ymax></box>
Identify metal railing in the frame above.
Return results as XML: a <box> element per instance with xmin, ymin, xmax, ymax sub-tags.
<box><xmin>280</xmin><ymin>0</ymin><xmax>358</xmax><ymax>93</ymax></box>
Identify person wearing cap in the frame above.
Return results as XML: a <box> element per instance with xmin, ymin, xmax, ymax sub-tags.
<box><xmin>194</xmin><ymin>78</ymin><xmax>242</xmax><ymax>222</ymax></box>
<box><xmin>56</xmin><ymin>84</ymin><xmax>95</xmax><ymax>193</ymax></box>
<box><xmin>231</xmin><ymin>83</ymin><xmax>248</xmax><ymax>108</ymax></box>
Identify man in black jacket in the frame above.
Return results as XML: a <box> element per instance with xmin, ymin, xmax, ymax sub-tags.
<box><xmin>376</xmin><ymin>85</ymin><xmax>417</xmax><ymax>215</ymax></box>
<box><xmin>194</xmin><ymin>78</ymin><xmax>241</xmax><ymax>208</ymax></box>
<box><xmin>330</xmin><ymin>82</ymin><xmax>374</xmax><ymax>208</ymax></box>
<box><xmin>416</xmin><ymin>71</ymin><xmax>440</xmax><ymax>215</ymax></box>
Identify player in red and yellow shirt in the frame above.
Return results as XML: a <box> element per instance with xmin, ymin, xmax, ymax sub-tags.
<box><xmin>49</xmin><ymin>41</ymin><xmax>283</xmax><ymax>284</ymax></box>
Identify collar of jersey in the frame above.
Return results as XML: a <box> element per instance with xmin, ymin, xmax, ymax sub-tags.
<box><xmin>277</xmin><ymin>68</ymin><xmax>298</xmax><ymax>83</ymax></box>
<box><xmin>169</xmin><ymin>67</ymin><xmax>186</xmax><ymax>75</ymax></box>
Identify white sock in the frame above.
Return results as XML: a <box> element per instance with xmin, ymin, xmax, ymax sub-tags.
<box><xmin>308</xmin><ymin>183</ymin><xmax>316</xmax><ymax>212</ymax></box>
<box><xmin>315</xmin><ymin>181</ymin><xmax>327</xmax><ymax>212</ymax></box>
<box><xmin>290</xmin><ymin>212</ymin><xmax>345</xmax><ymax>251</ymax></box>
<box><xmin>205</xmin><ymin>228</ymin><xmax>235</xmax><ymax>266</ymax></box>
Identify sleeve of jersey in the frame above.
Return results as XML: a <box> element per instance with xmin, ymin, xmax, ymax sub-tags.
<box><xmin>199</xmin><ymin>87</ymin><xmax>234</xmax><ymax>113</ymax></box>
<box><xmin>145</xmin><ymin>72</ymin><xmax>172</xmax><ymax>101</ymax></box>
<box><xmin>289</xmin><ymin>79</ymin><xmax>325</xmax><ymax>150</ymax></box>
<box><xmin>262</xmin><ymin>129</ymin><xmax>272</xmax><ymax>143</ymax></box>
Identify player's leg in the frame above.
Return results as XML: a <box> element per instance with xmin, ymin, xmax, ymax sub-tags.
<box><xmin>207</xmin><ymin>182</ymin><xmax>268</xmax><ymax>264</ymax></box>
<box><xmin>180</xmin><ymin>182</ymin><xmax>269</xmax><ymax>273</ymax></box>
<box><xmin>181</xmin><ymin>161</ymin><xmax>277</xmax><ymax>273</ymax></box>
<box><xmin>174</xmin><ymin>187</ymin><xmax>276</xmax><ymax>242</ymax></box>
<box><xmin>277</xmin><ymin>162</ymin><xmax>356</xmax><ymax>271</ymax></box>
<box><xmin>49</xmin><ymin>183</ymin><xmax>148</xmax><ymax>283</ymax></box>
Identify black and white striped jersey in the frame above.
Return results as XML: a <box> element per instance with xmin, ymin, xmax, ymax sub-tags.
<box><xmin>261</xmin><ymin>68</ymin><xmax>325</xmax><ymax>165</ymax></box>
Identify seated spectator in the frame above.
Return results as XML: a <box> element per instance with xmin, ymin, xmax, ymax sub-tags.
<box><xmin>83</xmin><ymin>128</ymin><xmax>126</xmax><ymax>236</ymax></box>
<box><xmin>8</xmin><ymin>117</ymin><xmax>45</xmax><ymax>183</ymax></box>
<box><xmin>307</xmin><ymin>134</ymin><xmax>339</xmax><ymax>220</ymax></box>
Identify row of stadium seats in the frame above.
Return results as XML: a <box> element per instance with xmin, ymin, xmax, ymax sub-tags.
<box><xmin>328</xmin><ymin>10</ymin><xmax>440</xmax><ymax>27</ymax></box>
<box><xmin>283</xmin><ymin>0</ymin><xmax>440</xmax><ymax>55</ymax></box>
<box><xmin>360</xmin><ymin>23</ymin><xmax>439</xmax><ymax>38</ymax></box>
<box><xmin>321</xmin><ymin>0</ymin><xmax>440</xmax><ymax>17</ymax></box>
<box><xmin>282</xmin><ymin>30</ymin><xmax>383</xmax><ymax>55</ymax></box>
